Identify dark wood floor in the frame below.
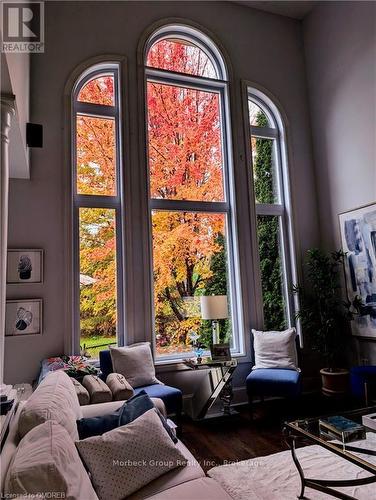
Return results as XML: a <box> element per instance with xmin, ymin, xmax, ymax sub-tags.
<box><xmin>180</xmin><ymin>393</ymin><xmax>363</xmax><ymax>472</ymax></box>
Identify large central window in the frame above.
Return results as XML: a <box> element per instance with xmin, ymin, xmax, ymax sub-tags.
<box><xmin>145</xmin><ymin>26</ymin><xmax>242</xmax><ymax>359</ymax></box>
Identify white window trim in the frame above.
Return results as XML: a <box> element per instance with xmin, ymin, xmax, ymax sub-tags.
<box><xmin>71</xmin><ymin>63</ymin><xmax>125</xmax><ymax>355</ymax></box>
<box><xmin>144</xmin><ymin>26</ymin><xmax>245</xmax><ymax>362</ymax></box>
<box><xmin>244</xmin><ymin>85</ymin><xmax>301</xmax><ymax>345</ymax></box>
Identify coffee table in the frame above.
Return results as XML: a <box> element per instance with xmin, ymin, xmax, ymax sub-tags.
<box><xmin>284</xmin><ymin>407</ymin><xmax>376</xmax><ymax>499</ymax></box>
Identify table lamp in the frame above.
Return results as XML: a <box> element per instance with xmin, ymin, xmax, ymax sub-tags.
<box><xmin>200</xmin><ymin>295</ymin><xmax>228</xmax><ymax>344</ymax></box>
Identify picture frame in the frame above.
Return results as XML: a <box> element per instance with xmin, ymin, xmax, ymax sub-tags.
<box><xmin>339</xmin><ymin>202</ymin><xmax>376</xmax><ymax>338</ymax></box>
<box><xmin>6</xmin><ymin>249</ymin><xmax>44</xmax><ymax>284</ymax></box>
<box><xmin>210</xmin><ymin>343</ymin><xmax>231</xmax><ymax>361</ymax></box>
<box><xmin>5</xmin><ymin>299</ymin><xmax>43</xmax><ymax>336</ymax></box>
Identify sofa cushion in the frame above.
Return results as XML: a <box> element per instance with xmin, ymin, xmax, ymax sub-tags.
<box><xmin>77</xmin><ymin>391</ymin><xmax>175</xmax><ymax>442</ymax></box>
<box><xmin>5</xmin><ymin>420</ymin><xmax>98</xmax><ymax>500</ymax></box>
<box><xmin>81</xmin><ymin>397</ymin><xmax>166</xmax><ymax>419</ymax></box>
<box><xmin>76</xmin><ymin>409</ymin><xmax>187</xmax><ymax>500</ymax></box>
<box><xmin>145</xmin><ymin>477</ymin><xmax>233</xmax><ymax>500</ymax></box>
<box><xmin>71</xmin><ymin>378</ymin><xmax>90</xmax><ymax>405</ymax></box>
<box><xmin>82</xmin><ymin>375</ymin><xmax>112</xmax><ymax>404</ymax></box>
<box><xmin>252</xmin><ymin>328</ymin><xmax>298</xmax><ymax>370</ymax></box>
<box><xmin>127</xmin><ymin>440</ymin><xmax>205</xmax><ymax>500</ymax></box>
<box><xmin>109</xmin><ymin>343</ymin><xmax>161</xmax><ymax>388</ymax></box>
<box><xmin>18</xmin><ymin>371</ymin><xmax>82</xmax><ymax>440</ymax></box>
<box><xmin>106</xmin><ymin>372</ymin><xmax>134</xmax><ymax>401</ymax></box>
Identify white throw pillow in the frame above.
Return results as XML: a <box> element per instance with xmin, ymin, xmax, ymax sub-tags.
<box><xmin>76</xmin><ymin>409</ymin><xmax>187</xmax><ymax>500</ymax></box>
<box><xmin>5</xmin><ymin>420</ymin><xmax>98</xmax><ymax>500</ymax></box>
<box><xmin>18</xmin><ymin>370</ymin><xmax>82</xmax><ymax>440</ymax></box>
<box><xmin>109</xmin><ymin>342</ymin><xmax>161</xmax><ymax>388</ymax></box>
<box><xmin>252</xmin><ymin>328</ymin><xmax>299</xmax><ymax>370</ymax></box>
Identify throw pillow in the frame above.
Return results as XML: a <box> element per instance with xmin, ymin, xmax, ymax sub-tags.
<box><xmin>76</xmin><ymin>409</ymin><xmax>187</xmax><ymax>500</ymax></box>
<box><xmin>18</xmin><ymin>370</ymin><xmax>82</xmax><ymax>440</ymax></box>
<box><xmin>106</xmin><ymin>373</ymin><xmax>134</xmax><ymax>401</ymax></box>
<box><xmin>82</xmin><ymin>375</ymin><xmax>112</xmax><ymax>404</ymax></box>
<box><xmin>5</xmin><ymin>420</ymin><xmax>98</xmax><ymax>500</ymax></box>
<box><xmin>109</xmin><ymin>342</ymin><xmax>161</xmax><ymax>388</ymax></box>
<box><xmin>252</xmin><ymin>327</ymin><xmax>299</xmax><ymax>370</ymax></box>
<box><xmin>77</xmin><ymin>390</ymin><xmax>177</xmax><ymax>443</ymax></box>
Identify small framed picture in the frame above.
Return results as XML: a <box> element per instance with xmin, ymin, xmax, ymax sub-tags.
<box><xmin>7</xmin><ymin>249</ymin><xmax>43</xmax><ymax>284</ymax></box>
<box><xmin>210</xmin><ymin>343</ymin><xmax>231</xmax><ymax>361</ymax></box>
<box><xmin>5</xmin><ymin>299</ymin><xmax>43</xmax><ymax>336</ymax></box>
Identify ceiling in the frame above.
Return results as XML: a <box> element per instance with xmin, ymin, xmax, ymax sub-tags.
<box><xmin>231</xmin><ymin>1</ymin><xmax>317</xmax><ymax>20</ymax></box>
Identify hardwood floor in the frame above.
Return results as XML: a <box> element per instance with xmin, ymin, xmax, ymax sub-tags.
<box><xmin>180</xmin><ymin>393</ymin><xmax>363</xmax><ymax>472</ymax></box>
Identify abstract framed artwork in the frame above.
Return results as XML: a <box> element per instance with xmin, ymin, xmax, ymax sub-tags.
<box><xmin>339</xmin><ymin>203</ymin><xmax>376</xmax><ymax>338</ymax></box>
<box><xmin>5</xmin><ymin>299</ymin><xmax>43</xmax><ymax>336</ymax></box>
<box><xmin>6</xmin><ymin>249</ymin><xmax>43</xmax><ymax>284</ymax></box>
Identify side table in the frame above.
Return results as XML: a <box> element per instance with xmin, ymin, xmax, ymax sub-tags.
<box><xmin>184</xmin><ymin>358</ymin><xmax>238</xmax><ymax>420</ymax></box>
<box><xmin>1</xmin><ymin>383</ymin><xmax>32</xmax><ymax>449</ymax></box>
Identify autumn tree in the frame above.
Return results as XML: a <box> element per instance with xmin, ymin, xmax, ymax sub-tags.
<box><xmin>147</xmin><ymin>40</ymin><xmax>229</xmax><ymax>352</ymax></box>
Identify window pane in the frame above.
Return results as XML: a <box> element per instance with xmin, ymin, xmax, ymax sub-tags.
<box><xmin>77</xmin><ymin>75</ymin><xmax>114</xmax><ymax>106</ymax></box>
<box><xmin>147</xmin><ymin>39</ymin><xmax>217</xmax><ymax>78</ymax></box>
<box><xmin>257</xmin><ymin>215</ymin><xmax>287</xmax><ymax>331</ymax></box>
<box><xmin>152</xmin><ymin>211</ymin><xmax>232</xmax><ymax>357</ymax></box>
<box><xmin>76</xmin><ymin>115</ymin><xmax>116</xmax><ymax>196</ymax></box>
<box><xmin>79</xmin><ymin>208</ymin><xmax>118</xmax><ymax>357</ymax></box>
<box><xmin>147</xmin><ymin>82</ymin><xmax>224</xmax><ymax>202</ymax></box>
<box><xmin>251</xmin><ymin>136</ymin><xmax>279</xmax><ymax>204</ymax></box>
<box><xmin>248</xmin><ymin>100</ymin><xmax>272</xmax><ymax>128</ymax></box>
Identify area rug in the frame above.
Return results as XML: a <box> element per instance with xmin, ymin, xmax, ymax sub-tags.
<box><xmin>207</xmin><ymin>442</ymin><xmax>375</xmax><ymax>499</ymax></box>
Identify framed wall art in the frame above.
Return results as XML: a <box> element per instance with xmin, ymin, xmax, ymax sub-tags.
<box><xmin>339</xmin><ymin>203</ymin><xmax>376</xmax><ymax>338</ymax></box>
<box><xmin>5</xmin><ymin>299</ymin><xmax>43</xmax><ymax>336</ymax></box>
<box><xmin>7</xmin><ymin>249</ymin><xmax>44</xmax><ymax>284</ymax></box>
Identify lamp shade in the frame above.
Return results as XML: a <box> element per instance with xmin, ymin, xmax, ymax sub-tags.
<box><xmin>200</xmin><ymin>295</ymin><xmax>228</xmax><ymax>320</ymax></box>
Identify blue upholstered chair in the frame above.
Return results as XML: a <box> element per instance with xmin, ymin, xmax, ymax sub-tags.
<box><xmin>246</xmin><ymin>368</ymin><xmax>301</xmax><ymax>404</ymax></box>
<box><xmin>99</xmin><ymin>350</ymin><xmax>183</xmax><ymax>417</ymax></box>
<box><xmin>350</xmin><ymin>365</ymin><xmax>376</xmax><ymax>406</ymax></box>
<box><xmin>246</xmin><ymin>334</ymin><xmax>302</xmax><ymax>412</ymax></box>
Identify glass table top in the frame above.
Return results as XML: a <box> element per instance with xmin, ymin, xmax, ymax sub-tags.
<box><xmin>285</xmin><ymin>406</ymin><xmax>376</xmax><ymax>473</ymax></box>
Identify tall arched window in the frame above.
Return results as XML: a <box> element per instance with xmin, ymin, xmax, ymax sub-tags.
<box><xmin>246</xmin><ymin>87</ymin><xmax>298</xmax><ymax>333</ymax></box>
<box><xmin>144</xmin><ymin>25</ymin><xmax>243</xmax><ymax>360</ymax></box>
<box><xmin>72</xmin><ymin>63</ymin><xmax>124</xmax><ymax>357</ymax></box>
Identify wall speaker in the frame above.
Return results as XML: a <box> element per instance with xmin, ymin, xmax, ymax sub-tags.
<box><xmin>26</xmin><ymin>123</ymin><xmax>43</xmax><ymax>148</ymax></box>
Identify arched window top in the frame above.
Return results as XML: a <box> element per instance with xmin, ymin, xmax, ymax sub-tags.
<box><xmin>73</xmin><ymin>63</ymin><xmax>119</xmax><ymax>107</ymax></box>
<box><xmin>77</xmin><ymin>73</ymin><xmax>114</xmax><ymax>106</ymax></box>
<box><xmin>145</xmin><ymin>24</ymin><xmax>227</xmax><ymax>80</ymax></box>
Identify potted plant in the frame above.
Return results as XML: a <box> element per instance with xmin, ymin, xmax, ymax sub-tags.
<box><xmin>294</xmin><ymin>249</ymin><xmax>359</xmax><ymax>396</ymax></box>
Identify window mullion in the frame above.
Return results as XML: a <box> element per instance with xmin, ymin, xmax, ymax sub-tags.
<box><xmin>150</xmin><ymin>199</ymin><xmax>229</xmax><ymax>213</ymax></box>
<box><xmin>255</xmin><ymin>203</ymin><xmax>284</xmax><ymax>216</ymax></box>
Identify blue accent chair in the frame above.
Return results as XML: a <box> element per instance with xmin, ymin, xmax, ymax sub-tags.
<box><xmin>350</xmin><ymin>365</ymin><xmax>376</xmax><ymax>405</ymax></box>
<box><xmin>99</xmin><ymin>350</ymin><xmax>183</xmax><ymax>416</ymax></box>
<box><xmin>246</xmin><ymin>368</ymin><xmax>301</xmax><ymax>413</ymax></box>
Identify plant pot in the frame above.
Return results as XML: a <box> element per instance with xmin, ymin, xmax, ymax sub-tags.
<box><xmin>320</xmin><ymin>368</ymin><xmax>349</xmax><ymax>396</ymax></box>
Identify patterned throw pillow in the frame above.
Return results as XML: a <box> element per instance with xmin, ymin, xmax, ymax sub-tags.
<box><xmin>76</xmin><ymin>409</ymin><xmax>187</xmax><ymax>500</ymax></box>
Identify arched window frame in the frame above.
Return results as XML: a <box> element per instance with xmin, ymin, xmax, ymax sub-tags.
<box><xmin>244</xmin><ymin>83</ymin><xmax>300</xmax><ymax>342</ymax></box>
<box><xmin>144</xmin><ymin>24</ymin><xmax>245</xmax><ymax>361</ymax></box>
<box><xmin>71</xmin><ymin>62</ymin><xmax>125</xmax><ymax>355</ymax></box>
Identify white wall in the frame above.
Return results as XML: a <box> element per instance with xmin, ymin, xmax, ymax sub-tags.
<box><xmin>304</xmin><ymin>1</ymin><xmax>376</xmax><ymax>361</ymax></box>
<box><xmin>5</xmin><ymin>1</ymin><xmax>318</xmax><ymax>386</ymax></box>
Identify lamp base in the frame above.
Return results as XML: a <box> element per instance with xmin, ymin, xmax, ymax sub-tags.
<box><xmin>212</xmin><ymin>320</ymin><xmax>220</xmax><ymax>344</ymax></box>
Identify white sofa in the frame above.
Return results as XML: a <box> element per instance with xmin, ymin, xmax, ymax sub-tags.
<box><xmin>0</xmin><ymin>372</ymin><xmax>232</xmax><ymax>500</ymax></box>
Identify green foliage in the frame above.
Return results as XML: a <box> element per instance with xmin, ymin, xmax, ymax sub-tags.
<box><xmin>254</xmin><ymin>112</ymin><xmax>286</xmax><ymax>330</ymax></box>
<box><xmin>294</xmin><ymin>249</ymin><xmax>353</xmax><ymax>368</ymax></box>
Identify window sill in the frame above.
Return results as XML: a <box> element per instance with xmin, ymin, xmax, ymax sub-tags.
<box><xmin>154</xmin><ymin>350</ymin><xmax>249</xmax><ymax>373</ymax></box>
